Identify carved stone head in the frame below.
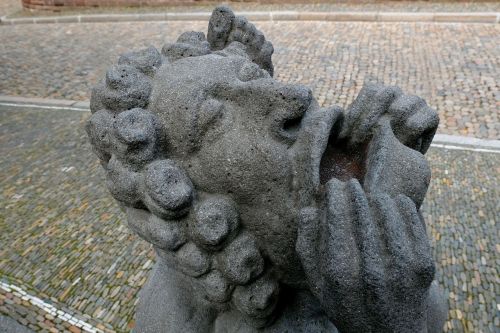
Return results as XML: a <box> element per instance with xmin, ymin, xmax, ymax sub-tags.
<box><xmin>87</xmin><ymin>6</ymin><xmax>445</xmax><ymax>332</ymax></box>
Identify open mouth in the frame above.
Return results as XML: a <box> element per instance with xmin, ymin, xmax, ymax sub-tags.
<box><xmin>292</xmin><ymin>101</ymin><xmax>437</xmax><ymax>209</ymax></box>
<box><xmin>319</xmin><ymin>134</ymin><xmax>369</xmax><ymax>186</ymax></box>
<box><xmin>317</xmin><ymin>112</ymin><xmax>438</xmax><ymax>190</ymax></box>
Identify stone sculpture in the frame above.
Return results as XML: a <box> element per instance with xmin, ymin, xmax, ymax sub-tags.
<box><xmin>87</xmin><ymin>6</ymin><xmax>447</xmax><ymax>332</ymax></box>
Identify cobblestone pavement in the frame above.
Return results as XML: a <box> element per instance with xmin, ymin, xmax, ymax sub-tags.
<box><xmin>0</xmin><ymin>0</ymin><xmax>21</xmax><ymax>17</ymax></box>
<box><xmin>1</xmin><ymin>105</ymin><xmax>499</xmax><ymax>332</ymax></box>
<box><xmin>8</xmin><ymin>0</ymin><xmax>500</xmax><ymax>18</ymax></box>
<box><xmin>0</xmin><ymin>20</ymin><xmax>498</xmax><ymax>139</ymax></box>
<box><xmin>0</xmin><ymin>314</ymin><xmax>34</xmax><ymax>333</ymax></box>
<box><xmin>0</xmin><ymin>106</ymin><xmax>150</xmax><ymax>332</ymax></box>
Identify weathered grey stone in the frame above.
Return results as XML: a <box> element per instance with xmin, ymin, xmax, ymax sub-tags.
<box><xmin>162</xmin><ymin>31</ymin><xmax>211</xmax><ymax>63</ymax></box>
<box><xmin>217</xmin><ymin>232</ymin><xmax>264</xmax><ymax>285</ymax></box>
<box><xmin>118</xmin><ymin>46</ymin><xmax>162</xmax><ymax>76</ymax></box>
<box><xmin>127</xmin><ymin>207</ymin><xmax>187</xmax><ymax>251</ymax></box>
<box><xmin>105</xmin><ymin>156</ymin><xmax>141</xmax><ymax>207</ymax></box>
<box><xmin>143</xmin><ymin>159</ymin><xmax>194</xmax><ymax>219</ymax></box>
<box><xmin>87</xmin><ymin>5</ymin><xmax>447</xmax><ymax>333</ymax></box>
<box><xmin>232</xmin><ymin>274</ymin><xmax>280</xmax><ymax>322</ymax></box>
<box><xmin>175</xmin><ymin>242</ymin><xmax>211</xmax><ymax>277</ymax></box>
<box><xmin>201</xmin><ymin>270</ymin><xmax>234</xmax><ymax>303</ymax></box>
<box><xmin>90</xmin><ymin>64</ymin><xmax>151</xmax><ymax>112</ymax></box>
<box><xmin>191</xmin><ymin>196</ymin><xmax>239</xmax><ymax>250</ymax></box>
<box><xmin>113</xmin><ymin>108</ymin><xmax>160</xmax><ymax>169</ymax></box>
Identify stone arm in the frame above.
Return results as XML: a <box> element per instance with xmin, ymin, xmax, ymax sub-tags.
<box><xmin>296</xmin><ymin>84</ymin><xmax>447</xmax><ymax>332</ymax></box>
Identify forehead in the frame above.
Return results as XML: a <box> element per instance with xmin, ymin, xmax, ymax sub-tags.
<box><xmin>148</xmin><ymin>53</ymin><xmax>268</xmax><ymax>155</ymax></box>
<box><xmin>151</xmin><ymin>54</ymin><xmax>246</xmax><ymax>106</ymax></box>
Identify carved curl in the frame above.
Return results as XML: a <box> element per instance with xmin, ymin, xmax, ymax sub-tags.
<box><xmin>86</xmin><ymin>7</ymin><xmax>281</xmax><ymax>326</ymax></box>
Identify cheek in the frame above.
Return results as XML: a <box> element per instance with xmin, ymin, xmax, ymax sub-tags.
<box><xmin>187</xmin><ymin>131</ymin><xmax>292</xmax><ymax>204</ymax></box>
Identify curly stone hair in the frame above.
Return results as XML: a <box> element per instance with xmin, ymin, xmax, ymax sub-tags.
<box><xmin>86</xmin><ymin>6</ymin><xmax>282</xmax><ymax>328</ymax></box>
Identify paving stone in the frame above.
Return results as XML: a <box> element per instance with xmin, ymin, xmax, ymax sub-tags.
<box><xmin>0</xmin><ymin>0</ymin><xmax>20</xmax><ymax>17</ymax></box>
<box><xmin>5</xmin><ymin>0</ymin><xmax>500</xmax><ymax>19</ymax></box>
<box><xmin>0</xmin><ymin>20</ymin><xmax>498</xmax><ymax>139</ymax></box>
<box><xmin>68</xmin><ymin>325</ymin><xmax>81</xmax><ymax>333</ymax></box>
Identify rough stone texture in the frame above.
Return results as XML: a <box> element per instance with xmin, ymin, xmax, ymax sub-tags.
<box><xmin>83</xmin><ymin>6</ymin><xmax>450</xmax><ymax>332</ymax></box>
<box><xmin>0</xmin><ymin>105</ymin><xmax>498</xmax><ymax>332</ymax></box>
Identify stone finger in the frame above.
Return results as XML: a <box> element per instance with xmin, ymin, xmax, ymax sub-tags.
<box><xmin>340</xmin><ymin>82</ymin><xmax>380</xmax><ymax>141</ymax></box>
<box><xmin>370</xmin><ymin>193</ymin><xmax>412</xmax><ymax>268</ymax></box>
<box><xmin>389</xmin><ymin>94</ymin><xmax>438</xmax><ymax>154</ymax></box>
<box><xmin>324</xmin><ymin>178</ymin><xmax>361</xmax><ymax>289</ymax></box>
<box><xmin>395</xmin><ymin>195</ymin><xmax>435</xmax><ymax>286</ymax></box>
<box><xmin>356</xmin><ymin>85</ymin><xmax>402</xmax><ymax>141</ymax></box>
<box><xmin>346</xmin><ymin>179</ymin><xmax>384</xmax><ymax>291</ymax></box>
<box><xmin>404</xmin><ymin>105</ymin><xmax>439</xmax><ymax>154</ymax></box>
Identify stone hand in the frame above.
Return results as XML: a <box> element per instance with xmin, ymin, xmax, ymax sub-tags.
<box><xmin>340</xmin><ymin>83</ymin><xmax>439</xmax><ymax>155</ymax></box>
<box><xmin>334</xmin><ymin>83</ymin><xmax>439</xmax><ymax>207</ymax></box>
<box><xmin>297</xmin><ymin>178</ymin><xmax>436</xmax><ymax>333</ymax></box>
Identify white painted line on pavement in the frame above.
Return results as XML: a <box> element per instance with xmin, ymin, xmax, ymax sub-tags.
<box><xmin>0</xmin><ymin>280</ymin><xmax>103</xmax><ymax>333</ymax></box>
<box><xmin>0</xmin><ymin>102</ymin><xmax>89</xmax><ymax>112</ymax></box>
<box><xmin>433</xmin><ymin>133</ymin><xmax>500</xmax><ymax>150</ymax></box>
<box><xmin>430</xmin><ymin>143</ymin><xmax>500</xmax><ymax>154</ymax></box>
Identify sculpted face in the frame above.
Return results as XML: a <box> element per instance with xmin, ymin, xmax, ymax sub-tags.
<box><xmin>149</xmin><ymin>51</ymin><xmax>325</xmax><ymax>283</ymax></box>
<box><xmin>87</xmin><ymin>6</ymin><xmax>446</xmax><ymax>332</ymax></box>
